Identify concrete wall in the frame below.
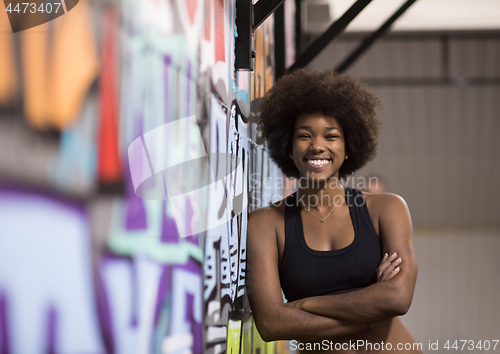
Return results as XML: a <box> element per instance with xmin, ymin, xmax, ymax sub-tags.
<box><xmin>309</xmin><ymin>31</ymin><xmax>500</xmax><ymax>350</ymax></box>
<box><xmin>309</xmin><ymin>32</ymin><xmax>500</xmax><ymax>227</ymax></box>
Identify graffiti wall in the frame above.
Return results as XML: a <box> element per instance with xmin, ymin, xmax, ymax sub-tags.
<box><xmin>0</xmin><ymin>0</ymin><xmax>290</xmax><ymax>353</ymax></box>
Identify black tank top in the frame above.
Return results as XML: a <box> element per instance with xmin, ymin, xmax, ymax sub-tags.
<box><xmin>279</xmin><ymin>187</ymin><xmax>382</xmax><ymax>302</ymax></box>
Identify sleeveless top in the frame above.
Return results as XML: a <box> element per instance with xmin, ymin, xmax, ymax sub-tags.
<box><xmin>279</xmin><ymin>187</ymin><xmax>382</xmax><ymax>302</ymax></box>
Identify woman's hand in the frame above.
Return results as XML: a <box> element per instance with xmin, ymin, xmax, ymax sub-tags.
<box><xmin>377</xmin><ymin>252</ymin><xmax>402</xmax><ymax>282</ymax></box>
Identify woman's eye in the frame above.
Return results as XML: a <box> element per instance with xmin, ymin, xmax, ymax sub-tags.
<box><xmin>326</xmin><ymin>135</ymin><xmax>339</xmax><ymax>139</ymax></box>
<box><xmin>297</xmin><ymin>134</ymin><xmax>309</xmax><ymax>139</ymax></box>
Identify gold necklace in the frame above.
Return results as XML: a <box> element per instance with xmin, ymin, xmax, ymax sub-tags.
<box><xmin>303</xmin><ymin>203</ymin><xmax>335</xmax><ymax>223</ymax></box>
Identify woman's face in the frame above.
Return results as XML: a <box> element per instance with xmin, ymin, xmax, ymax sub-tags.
<box><xmin>292</xmin><ymin>112</ymin><xmax>346</xmax><ymax>181</ymax></box>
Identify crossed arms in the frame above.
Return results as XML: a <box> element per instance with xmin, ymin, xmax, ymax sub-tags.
<box><xmin>246</xmin><ymin>193</ymin><xmax>418</xmax><ymax>342</ymax></box>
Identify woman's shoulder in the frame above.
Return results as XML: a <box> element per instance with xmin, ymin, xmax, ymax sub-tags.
<box><xmin>247</xmin><ymin>197</ymin><xmax>289</xmax><ymax>247</ymax></box>
<box><xmin>362</xmin><ymin>191</ymin><xmax>410</xmax><ymax>217</ymax></box>
<box><xmin>248</xmin><ymin>198</ymin><xmax>286</xmax><ymax>222</ymax></box>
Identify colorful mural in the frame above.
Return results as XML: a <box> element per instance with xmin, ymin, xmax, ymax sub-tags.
<box><xmin>0</xmin><ymin>0</ymin><xmax>291</xmax><ymax>353</ymax></box>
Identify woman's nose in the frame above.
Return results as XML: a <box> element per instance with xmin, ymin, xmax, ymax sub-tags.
<box><xmin>310</xmin><ymin>137</ymin><xmax>324</xmax><ymax>152</ymax></box>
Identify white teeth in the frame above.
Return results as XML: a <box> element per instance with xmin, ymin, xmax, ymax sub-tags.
<box><xmin>306</xmin><ymin>159</ymin><xmax>330</xmax><ymax>166</ymax></box>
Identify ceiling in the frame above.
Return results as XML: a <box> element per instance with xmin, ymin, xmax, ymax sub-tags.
<box><xmin>309</xmin><ymin>0</ymin><xmax>500</xmax><ymax>32</ymax></box>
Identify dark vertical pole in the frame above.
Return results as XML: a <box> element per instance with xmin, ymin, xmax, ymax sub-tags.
<box><xmin>274</xmin><ymin>3</ymin><xmax>286</xmax><ymax>81</ymax></box>
<box><xmin>294</xmin><ymin>0</ymin><xmax>302</xmax><ymax>59</ymax></box>
<box><xmin>235</xmin><ymin>0</ymin><xmax>253</xmax><ymax>70</ymax></box>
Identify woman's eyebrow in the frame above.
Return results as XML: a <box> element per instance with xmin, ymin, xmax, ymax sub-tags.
<box><xmin>295</xmin><ymin>125</ymin><xmax>340</xmax><ymax>131</ymax></box>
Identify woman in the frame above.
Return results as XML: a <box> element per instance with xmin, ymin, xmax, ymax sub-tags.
<box><xmin>246</xmin><ymin>69</ymin><xmax>421</xmax><ymax>353</ymax></box>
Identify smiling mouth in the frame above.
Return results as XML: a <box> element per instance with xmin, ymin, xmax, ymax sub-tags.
<box><xmin>305</xmin><ymin>158</ymin><xmax>332</xmax><ymax>167</ymax></box>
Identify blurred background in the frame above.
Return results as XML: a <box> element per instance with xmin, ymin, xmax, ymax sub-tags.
<box><xmin>305</xmin><ymin>0</ymin><xmax>500</xmax><ymax>346</ymax></box>
<box><xmin>0</xmin><ymin>0</ymin><xmax>499</xmax><ymax>353</ymax></box>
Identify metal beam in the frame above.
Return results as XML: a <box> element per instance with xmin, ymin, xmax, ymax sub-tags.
<box><xmin>253</xmin><ymin>0</ymin><xmax>286</xmax><ymax>31</ymax></box>
<box><xmin>335</xmin><ymin>0</ymin><xmax>418</xmax><ymax>73</ymax></box>
<box><xmin>288</xmin><ymin>0</ymin><xmax>373</xmax><ymax>72</ymax></box>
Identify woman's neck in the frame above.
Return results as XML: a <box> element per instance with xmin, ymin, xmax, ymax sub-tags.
<box><xmin>296</xmin><ymin>177</ymin><xmax>345</xmax><ymax>210</ymax></box>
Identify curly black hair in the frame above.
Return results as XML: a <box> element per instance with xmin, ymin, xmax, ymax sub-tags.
<box><xmin>258</xmin><ymin>69</ymin><xmax>382</xmax><ymax>179</ymax></box>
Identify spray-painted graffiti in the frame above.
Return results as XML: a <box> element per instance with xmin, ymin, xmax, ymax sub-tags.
<box><xmin>0</xmin><ymin>0</ymin><xmax>292</xmax><ymax>353</ymax></box>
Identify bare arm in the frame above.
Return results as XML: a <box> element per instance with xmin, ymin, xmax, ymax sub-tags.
<box><xmin>288</xmin><ymin>194</ymin><xmax>418</xmax><ymax>324</ymax></box>
<box><xmin>246</xmin><ymin>207</ymin><xmax>367</xmax><ymax>342</ymax></box>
